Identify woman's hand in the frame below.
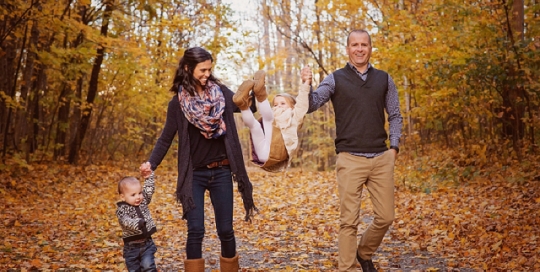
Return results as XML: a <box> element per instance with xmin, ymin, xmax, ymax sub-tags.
<box><xmin>140</xmin><ymin>162</ymin><xmax>152</xmax><ymax>178</ymax></box>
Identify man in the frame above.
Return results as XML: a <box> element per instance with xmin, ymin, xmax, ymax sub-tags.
<box><xmin>303</xmin><ymin>29</ymin><xmax>403</xmax><ymax>271</ymax></box>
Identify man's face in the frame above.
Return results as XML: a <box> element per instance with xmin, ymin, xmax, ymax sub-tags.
<box><xmin>346</xmin><ymin>32</ymin><xmax>372</xmax><ymax>71</ymax></box>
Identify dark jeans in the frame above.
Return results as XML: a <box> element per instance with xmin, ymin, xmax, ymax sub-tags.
<box><xmin>186</xmin><ymin>166</ymin><xmax>236</xmax><ymax>259</ymax></box>
<box><xmin>123</xmin><ymin>238</ymin><xmax>157</xmax><ymax>272</ymax></box>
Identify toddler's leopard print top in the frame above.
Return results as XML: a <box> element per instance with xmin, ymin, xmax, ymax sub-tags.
<box><xmin>116</xmin><ymin>173</ymin><xmax>157</xmax><ymax>243</ymax></box>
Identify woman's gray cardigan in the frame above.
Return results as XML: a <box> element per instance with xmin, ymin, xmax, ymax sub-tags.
<box><xmin>147</xmin><ymin>84</ymin><xmax>256</xmax><ymax>221</ymax></box>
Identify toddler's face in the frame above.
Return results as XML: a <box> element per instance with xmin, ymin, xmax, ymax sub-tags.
<box><xmin>273</xmin><ymin>96</ymin><xmax>292</xmax><ymax>109</ymax></box>
<box><xmin>120</xmin><ymin>182</ymin><xmax>143</xmax><ymax>206</ymax></box>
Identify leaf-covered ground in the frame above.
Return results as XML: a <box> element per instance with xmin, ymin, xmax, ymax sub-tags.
<box><xmin>0</xmin><ymin>162</ymin><xmax>538</xmax><ymax>271</ymax></box>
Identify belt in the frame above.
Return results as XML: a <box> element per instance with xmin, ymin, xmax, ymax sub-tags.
<box><xmin>207</xmin><ymin>159</ymin><xmax>229</xmax><ymax>168</ymax></box>
<box><xmin>127</xmin><ymin>238</ymin><xmax>150</xmax><ymax>245</ymax></box>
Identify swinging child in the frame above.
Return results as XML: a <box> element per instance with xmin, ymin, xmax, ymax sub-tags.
<box><xmin>233</xmin><ymin>67</ymin><xmax>312</xmax><ymax>172</ymax></box>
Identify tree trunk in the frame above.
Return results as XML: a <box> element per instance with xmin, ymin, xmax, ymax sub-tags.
<box><xmin>512</xmin><ymin>0</ymin><xmax>524</xmax><ymax>41</ymax></box>
<box><xmin>68</xmin><ymin>0</ymin><xmax>114</xmax><ymax>164</ymax></box>
<box><xmin>283</xmin><ymin>1</ymin><xmax>293</xmax><ymax>92</ymax></box>
<box><xmin>54</xmin><ymin>84</ymin><xmax>71</xmax><ymax>159</ymax></box>
<box><xmin>314</xmin><ymin>0</ymin><xmax>329</xmax><ymax>171</ymax></box>
<box><xmin>500</xmin><ymin>0</ymin><xmax>525</xmax><ymax>160</ymax></box>
<box><xmin>54</xmin><ymin>31</ymin><xmax>84</xmax><ymax>160</ymax></box>
<box><xmin>15</xmin><ymin>13</ymin><xmax>40</xmax><ymax>162</ymax></box>
<box><xmin>0</xmin><ymin>23</ymin><xmax>23</xmax><ymax>158</ymax></box>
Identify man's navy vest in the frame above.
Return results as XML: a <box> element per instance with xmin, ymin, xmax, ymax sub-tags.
<box><xmin>331</xmin><ymin>65</ymin><xmax>389</xmax><ymax>154</ymax></box>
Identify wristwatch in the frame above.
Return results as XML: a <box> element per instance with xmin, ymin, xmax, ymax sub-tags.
<box><xmin>390</xmin><ymin>146</ymin><xmax>399</xmax><ymax>154</ymax></box>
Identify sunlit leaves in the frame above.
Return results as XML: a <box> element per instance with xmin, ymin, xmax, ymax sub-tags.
<box><xmin>254</xmin><ymin>0</ymin><xmax>539</xmax><ymax>166</ymax></box>
<box><xmin>1</xmin><ymin>0</ymin><xmax>237</xmax><ymax>164</ymax></box>
<box><xmin>1</xmin><ymin>160</ymin><xmax>539</xmax><ymax>270</ymax></box>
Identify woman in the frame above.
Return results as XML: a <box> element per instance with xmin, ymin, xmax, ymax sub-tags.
<box><xmin>139</xmin><ymin>47</ymin><xmax>256</xmax><ymax>272</ymax></box>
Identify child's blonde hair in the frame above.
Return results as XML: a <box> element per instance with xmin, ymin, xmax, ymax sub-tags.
<box><xmin>118</xmin><ymin>176</ymin><xmax>140</xmax><ymax>194</ymax></box>
<box><xmin>273</xmin><ymin>93</ymin><xmax>296</xmax><ymax>108</ymax></box>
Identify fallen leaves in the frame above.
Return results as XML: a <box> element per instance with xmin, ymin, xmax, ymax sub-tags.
<box><xmin>393</xmin><ymin>174</ymin><xmax>540</xmax><ymax>271</ymax></box>
<box><xmin>0</xmin><ymin>162</ymin><xmax>538</xmax><ymax>270</ymax></box>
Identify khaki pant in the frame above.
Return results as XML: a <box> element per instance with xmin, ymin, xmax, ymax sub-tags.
<box><xmin>336</xmin><ymin>151</ymin><xmax>395</xmax><ymax>271</ymax></box>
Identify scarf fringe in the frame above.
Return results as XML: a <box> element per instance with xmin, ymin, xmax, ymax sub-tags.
<box><xmin>177</xmin><ymin>191</ymin><xmax>195</xmax><ymax>220</ymax></box>
<box><xmin>233</xmin><ymin>173</ymin><xmax>258</xmax><ymax>221</ymax></box>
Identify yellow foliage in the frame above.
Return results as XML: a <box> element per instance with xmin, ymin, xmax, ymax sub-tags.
<box><xmin>0</xmin><ymin>161</ymin><xmax>538</xmax><ymax>270</ymax></box>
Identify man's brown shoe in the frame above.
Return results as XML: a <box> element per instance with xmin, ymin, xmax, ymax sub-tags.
<box><xmin>233</xmin><ymin>80</ymin><xmax>254</xmax><ymax>110</ymax></box>
<box><xmin>357</xmin><ymin>251</ymin><xmax>377</xmax><ymax>272</ymax></box>
<box><xmin>253</xmin><ymin>70</ymin><xmax>267</xmax><ymax>102</ymax></box>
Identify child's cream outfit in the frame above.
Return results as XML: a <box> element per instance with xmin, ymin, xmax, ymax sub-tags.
<box><xmin>253</xmin><ymin>83</ymin><xmax>310</xmax><ymax>172</ymax></box>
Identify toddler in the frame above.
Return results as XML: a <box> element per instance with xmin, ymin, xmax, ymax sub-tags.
<box><xmin>233</xmin><ymin>67</ymin><xmax>312</xmax><ymax>172</ymax></box>
<box><xmin>116</xmin><ymin>168</ymin><xmax>157</xmax><ymax>272</ymax></box>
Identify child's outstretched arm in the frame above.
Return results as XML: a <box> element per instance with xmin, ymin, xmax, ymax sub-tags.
<box><xmin>143</xmin><ymin>172</ymin><xmax>156</xmax><ymax>203</ymax></box>
<box><xmin>293</xmin><ymin>66</ymin><xmax>313</xmax><ymax>123</ymax></box>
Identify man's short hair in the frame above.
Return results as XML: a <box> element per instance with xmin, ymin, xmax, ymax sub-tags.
<box><xmin>347</xmin><ymin>29</ymin><xmax>372</xmax><ymax>46</ymax></box>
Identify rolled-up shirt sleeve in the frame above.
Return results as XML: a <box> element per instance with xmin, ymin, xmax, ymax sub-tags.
<box><xmin>307</xmin><ymin>74</ymin><xmax>335</xmax><ymax>113</ymax></box>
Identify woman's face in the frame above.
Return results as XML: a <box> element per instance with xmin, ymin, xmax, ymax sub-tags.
<box><xmin>192</xmin><ymin>59</ymin><xmax>213</xmax><ymax>87</ymax></box>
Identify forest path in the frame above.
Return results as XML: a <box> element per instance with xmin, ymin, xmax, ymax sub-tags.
<box><xmin>1</xmin><ymin>165</ymin><xmax>537</xmax><ymax>271</ymax></box>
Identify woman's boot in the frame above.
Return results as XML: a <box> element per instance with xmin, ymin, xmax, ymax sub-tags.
<box><xmin>184</xmin><ymin>258</ymin><xmax>205</xmax><ymax>272</ymax></box>
<box><xmin>219</xmin><ymin>254</ymin><xmax>239</xmax><ymax>272</ymax></box>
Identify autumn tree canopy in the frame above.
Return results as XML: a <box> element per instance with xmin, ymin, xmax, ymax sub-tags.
<box><xmin>0</xmin><ymin>0</ymin><xmax>538</xmax><ymax>172</ymax></box>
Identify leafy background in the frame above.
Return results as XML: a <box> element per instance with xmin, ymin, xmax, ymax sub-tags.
<box><xmin>1</xmin><ymin>0</ymin><xmax>539</xmax><ymax>270</ymax></box>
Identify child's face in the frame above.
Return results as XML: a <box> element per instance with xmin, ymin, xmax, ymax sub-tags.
<box><xmin>120</xmin><ymin>182</ymin><xmax>143</xmax><ymax>206</ymax></box>
<box><xmin>273</xmin><ymin>96</ymin><xmax>292</xmax><ymax>109</ymax></box>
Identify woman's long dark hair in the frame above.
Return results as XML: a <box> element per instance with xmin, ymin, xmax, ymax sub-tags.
<box><xmin>170</xmin><ymin>47</ymin><xmax>221</xmax><ymax>96</ymax></box>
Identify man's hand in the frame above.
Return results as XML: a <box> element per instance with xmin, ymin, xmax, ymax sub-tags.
<box><xmin>390</xmin><ymin>149</ymin><xmax>398</xmax><ymax>162</ymax></box>
<box><xmin>301</xmin><ymin>65</ymin><xmax>312</xmax><ymax>85</ymax></box>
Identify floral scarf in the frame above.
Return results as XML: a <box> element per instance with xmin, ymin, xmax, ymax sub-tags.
<box><xmin>178</xmin><ymin>81</ymin><xmax>227</xmax><ymax>139</ymax></box>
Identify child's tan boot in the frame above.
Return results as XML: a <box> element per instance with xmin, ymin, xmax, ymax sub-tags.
<box><xmin>233</xmin><ymin>80</ymin><xmax>254</xmax><ymax>110</ymax></box>
<box><xmin>253</xmin><ymin>70</ymin><xmax>267</xmax><ymax>102</ymax></box>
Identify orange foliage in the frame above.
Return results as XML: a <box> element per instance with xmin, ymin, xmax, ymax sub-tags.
<box><xmin>0</xmin><ymin>161</ymin><xmax>538</xmax><ymax>270</ymax></box>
